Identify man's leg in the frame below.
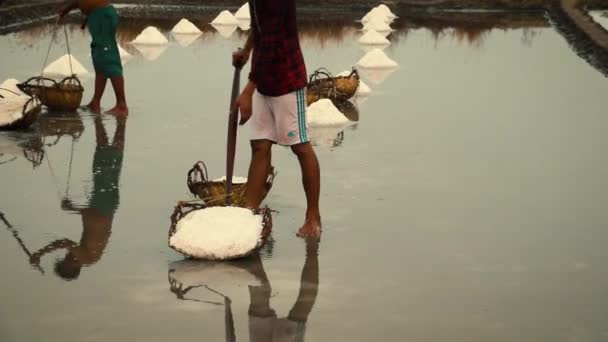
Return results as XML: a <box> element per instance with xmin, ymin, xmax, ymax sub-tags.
<box><xmin>244</xmin><ymin>139</ymin><xmax>273</xmax><ymax>209</ymax></box>
<box><xmin>87</xmin><ymin>72</ymin><xmax>107</xmax><ymax>113</ymax></box>
<box><xmin>106</xmin><ymin>76</ymin><xmax>129</xmax><ymax>116</ymax></box>
<box><xmin>291</xmin><ymin>142</ymin><xmax>321</xmax><ymax>237</ymax></box>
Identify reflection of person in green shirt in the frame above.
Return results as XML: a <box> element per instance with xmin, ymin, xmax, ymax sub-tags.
<box><xmin>29</xmin><ymin>115</ymin><xmax>126</xmax><ymax>280</ymax></box>
<box><xmin>248</xmin><ymin>238</ymin><xmax>319</xmax><ymax>342</ymax></box>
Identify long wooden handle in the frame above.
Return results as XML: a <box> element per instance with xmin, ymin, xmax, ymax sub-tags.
<box><xmin>225</xmin><ymin>66</ymin><xmax>242</xmax><ymax>206</ymax></box>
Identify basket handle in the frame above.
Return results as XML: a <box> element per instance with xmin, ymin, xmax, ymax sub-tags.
<box><xmin>60</xmin><ymin>75</ymin><xmax>82</xmax><ymax>88</ymax></box>
<box><xmin>187</xmin><ymin>161</ymin><xmax>209</xmax><ymax>190</ymax></box>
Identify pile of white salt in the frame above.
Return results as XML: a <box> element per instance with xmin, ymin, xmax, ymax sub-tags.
<box><xmin>211</xmin><ymin>10</ymin><xmax>239</xmax><ymax>26</ymax></box>
<box><xmin>235</xmin><ymin>3</ymin><xmax>250</xmax><ymax>20</ymax></box>
<box><xmin>376</xmin><ymin>4</ymin><xmax>398</xmax><ymax>20</ymax></box>
<box><xmin>361</xmin><ymin>4</ymin><xmax>397</xmax><ymax>24</ymax></box>
<box><xmin>169</xmin><ymin>206</ymin><xmax>264</xmax><ymax>260</ymax></box>
<box><xmin>43</xmin><ymin>54</ymin><xmax>89</xmax><ymax>77</ymax></box>
<box><xmin>131</xmin><ymin>26</ymin><xmax>168</xmax><ymax>45</ymax></box>
<box><xmin>0</xmin><ymin>96</ymin><xmax>36</xmax><ymax>127</ymax></box>
<box><xmin>0</xmin><ymin>78</ymin><xmax>25</xmax><ymax>97</ymax></box>
<box><xmin>212</xmin><ymin>175</ymin><xmax>248</xmax><ymax>184</ymax></box>
<box><xmin>357</xmin><ymin>48</ymin><xmax>398</xmax><ymax>69</ymax></box>
<box><xmin>307</xmin><ymin>99</ymin><xmax>349</xmax><ymax>127</ymax></box>
<box><xmin>171</xmin><ymin>18</ymin><xmax>202</xmax><ymax>34</ymax></box>
<box><xmin>358</xmin><ymin>29</ymin><xmax>391</xmax><ymax>46</ymax></box>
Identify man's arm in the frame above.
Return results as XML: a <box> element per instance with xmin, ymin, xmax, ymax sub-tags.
<box><xmin>29</xmin><ymin>239</ymin><xmax>78</xmax><ymax>265</ymax></box>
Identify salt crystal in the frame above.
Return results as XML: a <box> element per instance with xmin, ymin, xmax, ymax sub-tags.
<box><xmin>0</xmin><ymin>78</ymin><xmax>25</xmax><ymax>97</ymax></box>
<box><xmin>172</xmin><ymin>18</ymin><xmax>202</xmax><ymax>34</ymax></box>
<box><xmin>362</xmin><ymin>18</ymin><xmax>392</xmax><ymax>34</ymax></box>
<box><xmin>131</xmin><ymin>26</ymin><xmax>168</xmax><ymax>45</ymax></box>
<box><xmin>211</xmin><ymin>10</ymin><xmax>239</xmax><ymax>26</ymax></box>
<box><xmin>43</xmin><ymin>54</ymin><xmax>89</xmax><ymax>78</ymax></box>
<box><xmin>0</xmin><ymin>96</ymin><xmax>34</xmax><ymax>127</ymax></box>
<box><xmin>307</xmin><ymin>99</ymin><xmax>349</xmax><ymax>127</ymax></box>
<box><xmin>358</xmin><ymin>29</ymin><xmax>391</xmax><ymax>46</ymax></box>
<box><xmin>357</xmin><ymin>48</ymin><xmax>398</xmax><ymax>69</ymax></box>
<box><xmin>235</xmin><ymin>3</ymin><xmax>250</xmax><ymax>20</ymax></box>
<box><xmin>169</xmin><ymin>206</ymin><xmax>264</xmax><ymax>260</ymax></box>
<box><xmin>212</xmin><ymin>176</ymin><xmax>248</xmax><ymax>184</ymax></box>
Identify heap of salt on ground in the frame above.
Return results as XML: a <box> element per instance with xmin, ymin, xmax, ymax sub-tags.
<box><xmin>131</xmin><ymin>26</ymin><xmax>168</xmax><ymax>45</ymax></box>
<box><xmin>357</xmin><ymin>48</ymin><xmax>398</xmax><ymax>69</ymax></box>
<box><xmin>169</xmin><ymin>206</ymin><xmax>264</xmax><ymax>260</ymax></box>
<box><xmin>338</xmin><ymin>71</ymin><xmax>371</xmax><ymax>97</ymax></box>
<box><xmin>43</xmin><ymin>54</ymin><xmax>89</xmax><ymax>77</ymax></box>
<box><xmin>361</xmin><ymin>7</ymin><xmax>392</xmax><ymax>24</ymax></box>
<box><xmin>376</xmin><ymin>4</ymin><xmax>398</xmax><ymax>20</ymax></box>
<box><xmin>212</xmin><ymin>176</ymin><xmax>248</xmax><ymax>184</ymax></box>
<box><xmin>307</xmin><ymin>99</ymin><xmax>349</xmax><ymax>127</ymax></box>
<box><xmin>358</xmin><ymin>29</ymin><xmax>391</xmax><ymax>46</ymax></box>
<box><xmin>211</xmin><ymin>10</ymin><xmax>239</xmax><ymax>25</ymax></box>
<box><xmin>0</xmin><ymin>79</ymin><xmax>25</xmax><ymax>97</ymax></box>
<box><xmin>0</xmin><ymin>96</ymin><xmax>35</xmax><ymax>127</ymax></box>
<box><xmin>172</xmin><ymin>18</ymin><xmax>202</xmax><ymax>34</ymax></box>
<box><xmin>235</xmin><ymin>3</ymin><xmax>250</xmax><ymax>20</ymax></box>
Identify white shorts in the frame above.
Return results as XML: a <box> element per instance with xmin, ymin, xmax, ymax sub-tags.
<box><xmin>250</xmin><ymin>88</ymin><xmax>309</xmax><ymax>146</ymax></box>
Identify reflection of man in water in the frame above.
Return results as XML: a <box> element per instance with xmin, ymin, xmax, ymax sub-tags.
<box><xmin>248</xmin><ymin>238</ymin><xmax>319</xmax><ymax>342</ymax></box>
<box><xmin>29</xmin><ymin>115</ymin><xmax>126</xmax><ymax>280</ymax></box>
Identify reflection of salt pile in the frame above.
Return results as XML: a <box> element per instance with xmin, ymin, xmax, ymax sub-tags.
<box><xmin>307</xmin><ymin>99</ymin><xmax>349</xmax><ymax>126</ymax></box>
<box><xmin>357</xmin><ymin>48</ymin><xmax>398</xmax><ymax>68</ymax></box>
<box><xmin>212</xmin><ymin>23</ymin><xmax>238</xmax><ymax>38</ymax></box>
<box><xmin>359</xmin><ymin>67</ymin><xmax>397</xmax><ymax>85</ymax></box>
<box><xmin>235</xmin><ymin>3</ymin><xmax>250</xmax><ymax>20</ymax></box>
<box><xmin>308</xmin><ymin>125</ymin><xmax>349</xmax><ymax>147</ymax></box>
<box><xmin>169</xmin><ymin>207</ymin><xmax>263</xmax><ymax>260</ymax></box>
<box><xmin>118</xmin><ymin>45</ymin><xmax>132</xmax><ymax>64</ymax></box>
<box><xmin>212</xmin><ymin>176</ymin><xmax>247</xmax><ymax>184</ymax></box>
<box><xmin>358</xmin><ymin>29</ymin><xmax>390</xmax><ymax>46</ymax></box>
<box><xmin>131</xmin><ymin>26</ymin><xmax>168</xmax><ymax>45</ymax></box>
<box><xmin>362</xmin><ymin>19</ymin><xmax>392</xmax><ymax>35</ymax></box>
<box><xmin>237</xmin><ymin>19</ymin><xmax>251</xmax><ymax>31</ymax></box>
<box><xmin>133</xmin><ymin>44</ymin><xmax>168</xmax><ymax>61</ymax></box>
<box><xmin>43</xmin><ymin>54</ymin><xmax>89</xmax><ymax>77</ymax></box>
<box><xmin>211</xmin><ymin>10</ymin><xmax>239</xmax><ymax>25</ymax></box>
<box><xmin>0</xmin><ymin>78</ymin><xmax>25</xmax><ymax>97</ymax></box>
<box><xmin>0</xmin><ymin>96</ymin><xmax>35</xmax><ymax>126</ymax></box>
<box><xmin>171</xmin><ymin>18</ymin><xmax>202</xmax><ymax>34</ymax></box>
<box><xmin>172</xmin><ymin>33</ymin><xmax>201</xmax><ymax>47</ymax></box>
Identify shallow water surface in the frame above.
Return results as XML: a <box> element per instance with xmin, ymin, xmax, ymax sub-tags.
<box><xmin>1</xmin><ymin>10</ymin><xmax>608</xmax><ymax>342</ymax></box>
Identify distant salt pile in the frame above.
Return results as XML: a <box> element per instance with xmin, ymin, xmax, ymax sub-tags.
<box><xmin>131</xmin><ymin>26</ymin><xmax>168</xmax><ymax>45</ymax></box>
<box><xmin>307</xmin><ymin>99</ymin><xmax>349</xmax><ymax>127</ymax></box>
<box><xmin>172</xmin><ymin>18</ymin><xmax>202</xmax><ymax>34</ymax></box>
<box><xmin>0</xmin><ymin>96</ymin><xmax>35</xmax><ymax>127</ymax></box>
<box><xmin>358</xmin><ymin>29</ymin><xmax>391</xmax><ymax>46</ymax></box>
<box><xmin>377</xmin><ymin>4</ymin><xmax>397</xmax><ymax>20</ymax></box>
<box><xmin>43</xmin><ymin>54</ymin><xmax>89</xmax><ymax>77</ymax></box>
<box><xmin>118</xmin><ymin>45</ymin><xmax>132</xmax><ymax>64</ymax></box>
<box><xmin>169</xmin><ymin>206</ymin><xmax>264</xmax><ymax>260</ymax></box>
<box><xmin>357</xmin><ymin>48</ymin><xmax>398</xmax><ymax>69</ymax></box>
<box><xmin>235</xmin><ymin>3</ymin><xmax>250</xmax><ymax>20</ymax></box>
<box><xmin>212</xmin><ymin>176</ymin><xmax>248</xmax><ymax>184</ymax></box>
<box><xmin>362</xmin><ymin>19</ymin><xmax>392</xmax><ymax>34</ymax></box>
<box><xmin>0</xmin><ymin>78</ymin><xmax>25</xmax><ymax>97</ymax></box>
<box><xmin>211</xmin><ymin>10</ymin><xmax>239</xmax><ymax>25</ymax></box>
<box><xmin>361</xmin><ymin>7</ymin><xmax>392</xmax><ymax>24</ymax></box>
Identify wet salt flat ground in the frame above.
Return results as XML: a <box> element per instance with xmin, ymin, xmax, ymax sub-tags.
<box><xmin>2</xmin><ymin>11</ymin><xmax>608</xmax><ymax>342</ymax></box>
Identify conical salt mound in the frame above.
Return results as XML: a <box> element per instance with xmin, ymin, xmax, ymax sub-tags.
<box><xmin>361</xmin><ymin>7</ymin><xmax>392</xmax><ymax>24</ymax></box>
<box><xmin>235</xmin><ymin>3</ymin><xmax>250</xmax><ymax>20</ymax></box>
<box><xmin>307</xmin><ymin>99</ymin><xmax>349</xmax><ymax>127</ymax></box>
<box><xmin>358</xmin><ymin>29</ymin><xmax>390</xmax><ymax>45</ymax></box>
<box><xmin>172</xmin><ymin>18</ymin><xmax>202</xmax><ymax>34</ymax></box>
<box><xmin>0</xmin><ymin>78</ymin><xmax>25</xmax><ymax>97</ymax></box>
<box><xmin>377</xmin><ymin>4</ymin><xmax>397</xmax><ymax>19</ymax></box>
<box><xmin>357</xmin><ymin>48</ymin><xmax>398</xmax><ymax>69</ymax></box>
<box><xmin>131</xmin><ymin>26</ymin><xmax>168</xmax><ymax>45</ymax></box>
<box><xmin>362</xmin><ymin>18</ymin><xmax>392</xmax><ymax>33</ymax></box>
<box><xmin>43</xmin><ymin>54</ymin><xmax>89</xmax><ymax>77</ymax></box>
<box><xmin>211</xmin><ymin>10</ymin><xmax>238</xmax><ymax>25</ymax></box>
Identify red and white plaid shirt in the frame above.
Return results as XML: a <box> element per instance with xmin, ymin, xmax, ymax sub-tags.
<box><xmin>249</xmin><ymin>0</ymin><xmax>307</xmax><ymax>96</ymax></box>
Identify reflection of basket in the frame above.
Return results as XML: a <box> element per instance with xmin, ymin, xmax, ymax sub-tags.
<box><xmin>37</xmin><ymin>113</ymin><xmax>85</xmax><ymax>143</ymax></box>
<box><xmin>18</xmin><ymin>76</ymin><xmax>83</xmax><ymax>111</ymax></box>
<box><xmin>333</xmin><ymin>99</ymin><xmax>359</xmax><ymax>122</ymax></box>
<box><xmin>169</xmin><ymin>201</ymin><xmax>273</xmax><ymax>260</ymax></box>
<box><xmin>306</xmin><ymin>68</ymin><xmax>360</xmax><ymax>106</ymax></box>
<box><xmin>0</xmin><ymin>92</ymin><xmax>42</xmax><ymax>131</ymax></box>
<box><xmin>186</xmin><ymin>161</ymin><xmax>276</xmax><ymax>207</ymax></box>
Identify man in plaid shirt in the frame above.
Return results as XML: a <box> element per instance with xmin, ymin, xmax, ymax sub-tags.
<box><xmin>233</xmin><ymin>0</ymin><xmax>321</xmax><ymax>238</ymax></box>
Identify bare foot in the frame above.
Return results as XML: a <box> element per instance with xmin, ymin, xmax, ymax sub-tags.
<box><xmin>86</xmin><ymin>102</ymin><xmax>101</xmax><ymax>113</ymax></box>
<box><xmin>297</xmin><ymin>217</ymin><xmax>321</xmax><ymax>238</ymax></box>
<box><xmin>105</xmin><ymin>104</ymin><xmax>129</xmax><ymax>116</ymax></box>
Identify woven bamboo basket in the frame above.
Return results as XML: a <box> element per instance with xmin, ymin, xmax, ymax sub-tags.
<box><xmin>168</xmin><ymin>201</ymin><xmax>273</xmax><ymax>260</ymax></box>
<box><xmin>18</xmin><ymin>75</ymin><xmax>83</xmax><ymax>111</ymax></box>
<box><xmin>186</xmin><ymin>161</ymin><xmax>277</xmax><ymax>207</ymax></box>
<box><xmin>306</xmin><ymin>68</ymin><xmax>360</xmax><ymax>106</ymax></box>
<box><xmin>0</xmin><ymin>90</ymin><xmax>42</xmax><ymax>131</ymax></box>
